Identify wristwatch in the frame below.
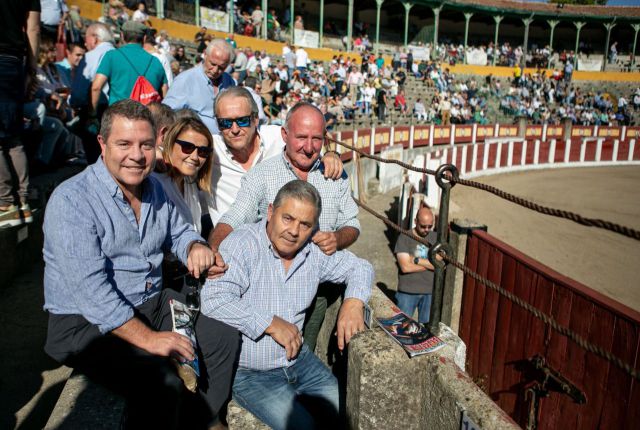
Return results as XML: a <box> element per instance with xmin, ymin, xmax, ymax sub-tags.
<box><xmin>414</xmin><ymin>257</ymin><xmax>420</xmax><ymax>264</ymax></box>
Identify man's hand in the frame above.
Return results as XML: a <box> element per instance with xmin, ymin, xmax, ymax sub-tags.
<box><xmin>312</xmin><ymin>231</ymin><xmax>338</xmax><ymax>255</ymax></box>
<box><xmin>321</xmin><ymin>151</ymin><xmax>344</xmax><ymax>180</ymax></box>
<box><xmin>144</xmin><ymin>331</ymin><xmax>195</xmax><ymax>362</ymax></box>
<box><xmin>336</xmin><ymin>298</ymin><xmax>365</xmax><ymax>351</ymax></box>
<box><xmin>206</xmin><ymin>248</ymin><xmax>228</xmax><ymax>279</ymax></box>
<box><xmin>187</xmin><ymin>242</ymin><xmax>214</xmax><ymax>278</ymax></box>
<box><xmin>265</xmin><ymin>316</ymin><xmax>302</xmax><ymax>360</ymax></box>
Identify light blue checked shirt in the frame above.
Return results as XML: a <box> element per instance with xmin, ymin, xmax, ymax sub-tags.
<box><xmin>201</xmin><ymin>220</ymin><xmax>373</xmax><ymax>371</ymax></box>
<box><xmin>43</xmin><ymin>157</ymin><xmax>202</xmax><ymax>334</ymax></box>
<box><xmin>218</xmin><ymin>152</ymin><xmax>360</xmax><ymax>233</ymax></box>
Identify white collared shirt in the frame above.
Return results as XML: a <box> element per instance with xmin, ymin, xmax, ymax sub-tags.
<box><xmin>209</xmin><ymin>125</ymin><xmax>285</xmax><ymax>225</ymax></box>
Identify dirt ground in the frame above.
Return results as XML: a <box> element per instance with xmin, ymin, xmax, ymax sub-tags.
<box><xmin>448</xmin><ymin>165</ymin><xmax>640</xmax><ymax>313</ymax></box>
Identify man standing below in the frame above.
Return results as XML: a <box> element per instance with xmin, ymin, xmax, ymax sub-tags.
<box><xmin>295</xmin><ymin>45</ymin><xmax>309</xmax><ymax>75</ymax></box>
<box><xmin>91</xmin><ymin>20</ymin><xmax>167</xmax><ymax>113</ymax></box>
<box><xmin>394</xmin><ymin>206</ymin><xmax>438</xmax><ymax>324</ymax></box>
<box><xmin>43</xmin><ymin>100</ymin><xmax>239</xmax><ymax>429</ymax></box>
<box><xmin>163</xmin><ymin>39</ymin><xmax>235</xmax><ymax>135</ymax></box>
<box><xmin>202</xmin><ymin>180</ymin><xmax>373</xmax><ymax>429</ymax></box>
<box><xmin>209</xmin><ymin>102</ymin><xmax>360</xmax><ymax>351</ymax></box>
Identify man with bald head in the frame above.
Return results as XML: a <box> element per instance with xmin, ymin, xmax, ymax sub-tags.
<box><xmin>163</xmin><ymin>39</ymin><xmax>235</xmax><ymax>134</ymax></box>
<box><xmin>209</xmin><ymin>102</ymin><xmax>361</xmax><ymax>351</ymax></box>
<box><xmin>394</xmin><ymin>206</ymin><xmax>438</xmax><ymax>324</ymax></box>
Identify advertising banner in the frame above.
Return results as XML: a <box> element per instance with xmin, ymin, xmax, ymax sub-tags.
<box><xmin>200</xmin><ymin>7</ymin><xmax>229</xmax><ymax>32</ymax></box>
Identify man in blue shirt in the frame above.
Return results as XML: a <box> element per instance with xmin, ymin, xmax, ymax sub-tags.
<box><xmin>163</xmin><ymin>39</ymin><xmax>236</xmax><ymax>135</ymax></box>
<box><xmin>43</xmin><ymin>100</ymin><xmax>239</xmax><ymax>429</ymax></box>
<box><xmin>202</xmin><ymin>180</ymin><xmax>373</xmax><ymax>429</ymax></box>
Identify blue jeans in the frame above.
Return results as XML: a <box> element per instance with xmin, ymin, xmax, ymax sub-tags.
<box><xmin>232</xmin><ymin>344</ymin><xmax>339</xmax><ymax>430</ymax></box>
<box><xmin>395</xmin><ymin>291</ymin><xmax>432</xmax><ymax>324</ymax></box>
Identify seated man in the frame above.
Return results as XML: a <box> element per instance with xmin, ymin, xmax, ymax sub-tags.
<box><xmin>202</xmin><ymin>180</ymin><xmax>373</xmax><ymax>429</ymax></box>
<box><xmin>43</xmin><ymin>100</ymin><xmax>239</xmax><ymax>429</ymax></box>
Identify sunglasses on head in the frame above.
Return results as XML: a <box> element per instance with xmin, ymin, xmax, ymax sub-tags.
<box><xmin>217</xmin><ymin>115</ymin><xmax>253</xmax><ymax>130</ymax></box>
<box><xmin>175</xmin><ymin>139</ymin><xmax>213</xmax><ymax>158</ymax></box>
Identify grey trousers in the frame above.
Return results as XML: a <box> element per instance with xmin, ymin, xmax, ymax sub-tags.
<box><xmin>0</xmin><ymin>136</ymin><xmax>29</xmax><ymax>206</ymax></box>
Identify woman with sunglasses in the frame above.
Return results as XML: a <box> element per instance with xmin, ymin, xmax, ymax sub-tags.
<box><xmin>153</xmin><ymin>116</ymin><xmax>215</xmax><ymax>236</ymax></box>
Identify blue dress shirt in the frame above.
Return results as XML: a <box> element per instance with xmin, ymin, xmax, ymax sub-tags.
<box><xmin>43</xmin><ymin>158</ymin><xmax>202</xmax><ymax>334</ymax></box>
<box><xmin>201</xmin><ymin>220</ymin><xmax>373</xmax><ymax>371</ymax></box>
<box><xmin>163</xmin><ymin>65</ymin><xmax>235</xmax><ymax>135</ymax></box>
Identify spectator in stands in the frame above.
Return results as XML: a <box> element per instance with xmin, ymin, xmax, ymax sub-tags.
<box><xmin>0</xmin><ymin>0</ymin><xmax>39</xmax><ymax>228</ymax></box>
<box><xmin>131</xmin><ymin>1</ymin><xmax>152</xmax><ymax>27</ymax></box>
<box><xmin>251</xmin><ymin>5</ymin><xmax>264</xmax><ymax>38</ymax></box>
<box><xmin>233</xmin><ymin>47</ymin><xmax>249</xmax><ymax>83</ymax></box>
<box><xmin>194</xmin><ymin>26</ymin><xmax>207</xmax><ymax>54</ymax></box>
<box><xmin>376</xmin><ymin>86</ymin><xmax>387</xmax><ymax>122</ymax></box>
<box><xmin>201</xmin><ymin>179</ymin><xmax>372</xmax><ymax>430</ymax></box>
<box><xmin>610</xmin><ymin>41</ymin><xmax>618</xmax><ymax>65</ymax></box>
<box><xmin>414</xmin><ymin>98</ymin><xmax>427</xmax><ymax>121</ymax></box>
<box><xmin>395</xmin><ymin>89</ymin><xmax>407</xmax><ymax>114</ymax></box>
<box><xmin>295</xmin><ymin>45</ymin><xmax>309</xmax><ymax>75</ymax></box>
<box><xmin>143</xmin><ymin>28</ymin><xmax>174</xmax><ymax>87</ymax></box>
<box><xmin>155</xmin><ymin>30</ymin><xmax>171</xmax><ymax>54</ymax></box>
<box><xmin>163</xmin><ymin>39</ymin><xmax>235</xmax><ymax>135</ymax></box>
<box><xmin>209</xmin><ymin>102</ymin><xmax>358</xmax><ymax>352</ymax></box>
<box><xmin>394</xmin><ymin>206</ymin><xmax>438</xmax><ymax>324</ymax></box>
<box><xmin>243</xmin><ymin>76</ymin><xmax>267</xmax><ymax>124</ymax></box>
<box><xmin>40</xmin><ymin>0</ymin><xmax>68</xmax><ymax>40</ymax></box>
<box><xmin>294</xmin><ymin>14</ymin><xmax>304</xmax><ymax>30</ymax></box>
<box><xmin>43</xmin><ymin>100</ymin><xmax>239</xmax><ymax>430</ymax></box>
<box><xmin>90</xmin><ymin>20</ymin><xmax>167</xmax><ymax>113</ymax></box>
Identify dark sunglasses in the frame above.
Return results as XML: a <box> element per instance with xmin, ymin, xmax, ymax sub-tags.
<box><xmin>175</xmin><ymin>139</ymin><xmax>213</xmax><ymax>158</ymax></box>
<box><xmin>217</xmin><ymin>115</ymin><xmax>253</xmax><ymax>130</ymax></box>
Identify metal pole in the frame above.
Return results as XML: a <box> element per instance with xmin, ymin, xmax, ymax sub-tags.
<box><xmin>463</xmin><ymin>12</ymin><xmax>473</xmax><ymax>64</ymax></box>
<box><xmin>262</xmin><ymin>0</ymin><xmax>268</xmax><ymax>39</ymax></box>
<box><xmin>195</xmin><ymin>0</ymin><xmax>200</xmax><ymax>27</ymax></box>
<box><xmin>319</xmin><ymin>0</ymin><xmax>324</xmax><ymax>47</ymax></box>
<box><xmin>347</xmin><ymin>0</ymin><xmax>354</xmax><ymax>51</ymax></box>
<box><xmin>428</xmin><ymin>164</ymin><xmax>458</xmax><ymax>333</ymax></box>
<box><xmin>548</xmin><ymin>20</ymin><xmax>558</xmax><ymax>52</ymax></box>
<box><xmin>433</xmin><ymin>6</ymin><xmax>441</xmax><ymax>49</ymax></box>
<box><xmin>229</xmin><ymin>0</ymin><xmax>234</xmax><ymax>33</ymax></box>
<box><xmin>633</xmin><ymin>24</ymin><xmax>640</xmax><ymax>68</ymax></box>
<box><xmin>603</xmin><ymin>22</ymin><xmax>616</xmax><ymax>71</ymax></box>
<box><xmin>574</xmin><ymin>21</ymin><xmax>585</xmax><ymax>69</ymax></box>
<box><xmin>375</xmin><ymin>0</ymin><xmax>384</xmax><ymax>55</ymax></box>
<box><xmin>290</xmin><ymin>0</ymin><xmax>295</xmax><ymax>45</ymax></box>
<box><xmin>403</xmin><ymin>2</ymin><xmax>413</xmax><ymax>48</ymax></box>
<box><xmin>522</xmin><ymin>16</ymin><xmax>533</xmax><ymax>69</ymax></box>
<box><xmin>493</xmin><ymin>15</ymin><xmax>503</xmax><ymax>66</ymax></box>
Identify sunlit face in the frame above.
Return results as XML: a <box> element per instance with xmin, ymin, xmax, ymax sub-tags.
<box><xmin>84</xmin><ymin>29</ymin><xmax>98</xmax><ymax>50</ymax></box>
<box><xmin>281</xmin><ymin>107</ymin><xmax>325</xmax><ymax>173</ymax></box>
<box><xmin>414</xmin><ymin>210</ymin><xmax>434</xmax><ymax>238</ymax></box>
<box><xmin>67</xmin><ymin>46</ymin><xmax>86</xmax><ymax>68</ymax></box>
<box><xmin>216</xmin><ymin>95</ymin><xmax>258</xmax><ymax>153</ymax></box>
<box><xmin>266</xmin><ymin>198</ymin><xmax>317</xmax><ymax>260</ymax></box>
<box><xmin>98</xmin><ymin>117</ymin><xmax>155</xmax><ymax>194</ymax></box>
<box><xmin>169</xmin><ymin>128</ymin><xmax>210</xmax><ymax>178</ymax></box>
<box><xmin>204</xmin><ymin>47</ymin><xmax>230</xmax><ymax>81</ymax></box>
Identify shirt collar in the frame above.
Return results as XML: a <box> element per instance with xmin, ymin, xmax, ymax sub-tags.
<box><xmin>280</xmin><ymin>150</ymin><xmax>321</xmax><ymax>176</ymax></box>
<box><xmin>92</xmin><ymin>156</ymin><xmax>149</xmax><ymax>199</ymax></box>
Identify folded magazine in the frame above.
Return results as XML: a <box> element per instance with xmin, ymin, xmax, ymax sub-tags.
<box><xmin>376</xmin><ymin>307</ymin><xmax>445</xmax><ymax>357</ymax></box>
<box><xmin>170</xmin><ymin>299</ymin><xmax>200</xmax><ymax>392</ymax></box>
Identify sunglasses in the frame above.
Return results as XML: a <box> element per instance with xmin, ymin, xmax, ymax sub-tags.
<box><xmin>217</xmin><ymin>115</ymin><xmax>253</xmax><ymax>130</ymax></box>
<box><xmin>175</xmin><ymin>139</ymin><xmax>213</xmax><ymax>158</ymax></box>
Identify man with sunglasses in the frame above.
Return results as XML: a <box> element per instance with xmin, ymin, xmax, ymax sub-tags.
<box><xmin>207</xmin><ymin>87</ymin><xmax>343</xmax><ymax>228</ymax></box>
<box><xmin>163</xmin><ymin>39</ymin><xmax>236</xmax><ymax>135</ymax></box>
<box><xmin>394</xmin><ymin>206</ymin><xmax>439</xmax><ymax>324</ymax></box>
<box><xmin>209</xmin><ymin>101</ymin><xmax>361</xmax><ymax>352</ymax></box>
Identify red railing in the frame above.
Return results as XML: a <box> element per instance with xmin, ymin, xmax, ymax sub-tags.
<box><xmin>459</xmin><ymin>229</ymin><xmax>640</xmax><ymax>429</ymax></box>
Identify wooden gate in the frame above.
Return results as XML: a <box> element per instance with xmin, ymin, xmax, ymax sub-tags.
<box><xmin>459</xmin><ymin>229</ymin><xmax>640</xmax><ymax>429</ymax></box>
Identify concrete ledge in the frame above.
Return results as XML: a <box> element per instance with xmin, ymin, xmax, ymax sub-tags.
<box><xmin>44</xmin><ymin>372</ymin><xmax>125</xmax><ymax>429</ymax></box>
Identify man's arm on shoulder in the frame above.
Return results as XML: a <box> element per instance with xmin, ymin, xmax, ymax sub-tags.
<box><xmin>201</xmin><ymin>231</ymin><xmax>275</xmax><ymax>340</ymax></box>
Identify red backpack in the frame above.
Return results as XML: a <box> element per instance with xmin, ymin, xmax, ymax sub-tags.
<box><xmin>119</xmin><ymin>51</ymin><xmax>162</xmax><ymax>105</ymax></box>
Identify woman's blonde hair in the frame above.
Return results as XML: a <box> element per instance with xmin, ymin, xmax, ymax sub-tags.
<box><xmin>162</xmin><ymin>117</ymin><xmax>214</xmax><ymax>193</ymax></box>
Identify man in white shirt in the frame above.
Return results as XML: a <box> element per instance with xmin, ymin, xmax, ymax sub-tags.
<box><xmin>208</xmin><ymin>87</ymin><xmax>343</xmax><ymax>225</ymax></box>
<box><xmin>295</xmin><ymin>46</ymin><xmax>309</xmax><ymax>74</ymax></box>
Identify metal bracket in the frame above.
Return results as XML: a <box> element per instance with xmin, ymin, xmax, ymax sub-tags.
<box><xmin>435</xmin><ymin>163</ymin><xmax>459</xmax><ymax>189</ymax></box>
<box><xmin>528</xmin><ymin>355</ymin><xmax>587</xmax><ymax>404</ymax></box>
<box><xmin>429</xmin><ymin>241</ymin><xmax>452</xmax><ymax>270</ymax></box>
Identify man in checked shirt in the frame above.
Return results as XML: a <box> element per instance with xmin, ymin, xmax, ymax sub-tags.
<box><xmin>201</xmin><ymin>180</ymin><xmax>373</xmax><ymax>429</ymax></box>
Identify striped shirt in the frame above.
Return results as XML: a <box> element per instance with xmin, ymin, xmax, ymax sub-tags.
<box><xmin>201</xmin><ymin>220</ymin><xmax>373</xmax><ymax>370</ymax></box>
<box><xmin>219</xmin><ymin>152</ymin><xmax>360</xmax><ymax>233</ymax></box>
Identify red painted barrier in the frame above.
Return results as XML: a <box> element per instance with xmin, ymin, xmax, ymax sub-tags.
<box><xmin>459</xmin><ymin>230</ymin><xmax>640</xmax><ymax>430</ymax></box>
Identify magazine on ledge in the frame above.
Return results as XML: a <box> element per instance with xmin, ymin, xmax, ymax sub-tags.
<box><xmin>375</xmin><ymin>307</ymin><xmax>445</xmax><ymax>357</ymax></box>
